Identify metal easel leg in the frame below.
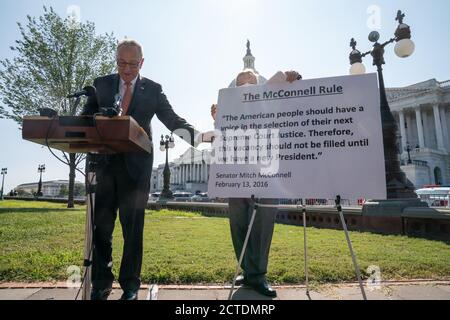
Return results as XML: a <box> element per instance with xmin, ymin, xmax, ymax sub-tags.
<box><xmin>82</xmin><ymin>156</ymin><xmax>96</xmax><ymax>300</ymax></box>
<box><xmin>301</xmin><ymin>202</ymin><xmax>309</xmax><ymax>296</ymax></box>
<box><xmin>335</xmin><ymin>195</ymin><xmax>367</xmax><ymax>300</ymax></box>
<box><xmin>228</xmin><ymin>195</ymin><xmax>258</xmax><ymax>300</ymax></box>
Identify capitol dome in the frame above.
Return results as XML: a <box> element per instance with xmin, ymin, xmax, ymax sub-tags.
<box><xmin>228</xmin><ymin>40</ymin><xmax>267</xmax><ymax>88</ymax></box>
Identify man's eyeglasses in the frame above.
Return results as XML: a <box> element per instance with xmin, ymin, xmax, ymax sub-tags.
<box><xmin>117</xmin><ymin>60</ymin><xmax>141</xmax><ymax>69</ymax></box>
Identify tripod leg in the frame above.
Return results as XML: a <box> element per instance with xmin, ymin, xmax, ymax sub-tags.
<box><xmin>302</xmin><ymin>206</ymin><xmax>309</xmax><ymax>295</ymax></box>
<box><xmin>337</xmin><ymin>207</ymin><xmax>367</xmax><ymax>300</ymax></box>
<box><xmin>228</xmin><ymin>198</ymin><xmax>258</xmax><ymax>300</ymax></box>
<box><xmin>82</xmin><ymin>162</ymin><xmax>96</xmax><ymax>300</ymax></box>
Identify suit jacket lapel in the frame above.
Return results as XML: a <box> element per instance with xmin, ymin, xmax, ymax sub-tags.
<box><xmin>113</xmin><ymin>74</ymin><xmax>120</xmax><ymax>94</ymax></box>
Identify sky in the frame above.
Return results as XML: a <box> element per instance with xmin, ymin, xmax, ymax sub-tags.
<box><xmin>0</xmin><ymin>0</ymin><xmax>449</xmax><ymax>193</ymax></box>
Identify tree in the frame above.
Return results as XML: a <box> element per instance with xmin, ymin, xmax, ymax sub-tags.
<box><xmin>0</xmin><ymin>6</ymin><xmax>117</xmax><ymax>208</ymax></box>
<box><xmin>59</xmin><ymin>184</ymin><xmax>69</xmax><ymax>197</ymax></box>
<box><xmin>74</xmin><ymin>183</ymin><xmax>85</xmax><ymax>197</ymax></box>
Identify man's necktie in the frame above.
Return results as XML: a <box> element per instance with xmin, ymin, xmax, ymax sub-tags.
<box><xmin>121</xmin><ymin>82</ymin><xmax>132</xmax><ymax>115</ymax></box>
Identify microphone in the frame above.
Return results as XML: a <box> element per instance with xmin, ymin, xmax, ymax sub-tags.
<box><xmin>67</xmin><ymin>86</ymin><xmax>97</xmax><ymax>98</ymax></box>
<box><xmin>100</xmin><ymin>94</ymin><xmax>122</xmax><ymax>118</ymax></box>
<box><xmin>38</xmin><ymin>107</ymin><xmax>58</xmax><ymax>118</ymax></box>
<box><xmin>114</xmin><ymin>93</ymin><xmax>122</xmax><ymax>115</ymax></box>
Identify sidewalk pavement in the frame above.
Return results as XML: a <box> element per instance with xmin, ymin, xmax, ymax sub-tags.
<box><xmin>1</xmin><ymin>281</ymin><xmax>449</xmax><ymax>300</ymax></box>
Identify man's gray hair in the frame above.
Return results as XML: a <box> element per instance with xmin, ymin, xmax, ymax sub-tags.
<box><xmin>116</xmin><ymin>39</ymin><xmax>144</xmax><ymax>59</ymax></box>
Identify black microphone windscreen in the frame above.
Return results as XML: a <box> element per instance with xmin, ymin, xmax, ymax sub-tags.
<box><xmin>83</xmin><ymin>86</ymin><xmax>97</xmax><ymax>97</ymax></box>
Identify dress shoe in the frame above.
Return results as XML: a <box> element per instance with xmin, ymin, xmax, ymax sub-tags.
<box><xmin>234</xmin><ymin>274</ymin><xmax>246</xmax><ymax>286</ymax></box>
<box><xmin>119</xmin><ymin>290</ymin><xmax>139</xmax><ymax>300</ymax></box>
<box><xmin>246</xmin><ymin>278</ymin><xmax>277</xmax><ymax>298</ymax></box>
<box><xmin>90</xmin><ymin>287</ymin><xmax>112</xmax><ymax>300</ymax></box>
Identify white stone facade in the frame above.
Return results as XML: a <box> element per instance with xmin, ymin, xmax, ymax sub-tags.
<box><xmin>15</xmin><ymin>180</ymin><xmax>84</xmax><ymax>197</ymax></box>
<box><xmin>389</xmin><ymin>79</ymin><xmax>450</xmax><ymax>188</ymax></box>
<box><xmin>151</xmin><ymin>148</ymin><xmax>211</xmax><ymax>194</ymax></box>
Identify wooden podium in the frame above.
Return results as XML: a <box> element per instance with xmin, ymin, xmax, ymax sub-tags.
<box><xmin>22</xmin><ymin>115</ymin><xmax>152</xmax><ymax>154</ymax></box>
<box><xmin>22</xmin><ymin>115</ymin><xmax>152</xmax><ymax>300</ymax></box>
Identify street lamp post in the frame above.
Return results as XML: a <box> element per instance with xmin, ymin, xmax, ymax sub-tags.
<box><xmin>159</xmin><ymin>134</ymin><xmax>175</xmax><ymax>200</ymax></box>
<box><xmin>37</xmin><ymin>164</ymin><xmax>45</xmax><ymax>197</ymax></box>
<box><xmin>349</xmin><ymin>10</ymin><xmax>417</xmax><ymax>199</ymax></box>
<box><xmin>0</xmin><ymin>168</ymin><xmax>7</xmax><ymax>200</ymax></box>
<box><xmin>405</xmin><ymin>143</ymin><xmax>412</xmax><ymax>165</ymax></box>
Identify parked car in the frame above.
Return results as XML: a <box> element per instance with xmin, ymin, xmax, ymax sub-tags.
<box><xmin>415</xmin><ymin>186</ymin><xmax>450</xmax><ymax>207</ymax></box>
<box><xmin>149</xmin><ymin>192</ymin><xmax>160</xmax><ymax>202</ymax></box>
<box><xmin>172</xmin><ymin>192</ymin><xmax>193</xmax><ymax>202</ymax></box>
<box><xmin>191</xmin><ymin>193</ymin><xmax>210</xmax><ymax>202</ymax></box>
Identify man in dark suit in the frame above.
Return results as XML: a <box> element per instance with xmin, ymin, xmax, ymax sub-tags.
<box><xmin>82</xmin><ymin>40</ymin><xmax>200</xmax><ymax>300</ymax></box>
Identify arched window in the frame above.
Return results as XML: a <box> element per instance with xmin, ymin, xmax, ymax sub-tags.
<box><xmin>434</xmin><ymin>167</ymin><xmax>442</xmax><ymax>185</ymax></box>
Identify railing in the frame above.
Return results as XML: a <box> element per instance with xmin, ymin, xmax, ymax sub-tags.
<box><xmin>438</xmin><ymin>80</ymin><xmax>450</xmax><ymax>88</ymax></box>
<box><xmin>400</xmin><ymin>159</ymin><xmax>428</xmax><ymax>167</ymax></box>
<box><xmin>413</xmin><ymin>160</ymin><xmax>429</xmax><ymax>167</ymax></box>
<box><xmin>5</xmin><ymin>194</ymin><xmax>450</xmax><ymax>209</ymax></box>
<box><xmin>279</xmin><ymin>198</ymin><xmax>353</xmax><ymax>206</ymax></box>
<box><xmin>2</xmin><ymin>195</ymin><xmax>86</xmax><ymax>204</ymax></box>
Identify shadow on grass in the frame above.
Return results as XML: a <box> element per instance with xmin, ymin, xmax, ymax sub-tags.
<box><xmin>0</xmin><ymin>208</ymin><xmax>81</xmax><ymax>214</ymax></box>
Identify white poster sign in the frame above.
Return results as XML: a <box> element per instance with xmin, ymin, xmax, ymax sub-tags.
<box><xmin>208</xmin><ymin>73</ymin><xmax>386</xmax><ymax>200</ymax></box>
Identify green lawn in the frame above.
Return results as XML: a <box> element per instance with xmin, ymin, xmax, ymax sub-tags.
<box><xmin>0</xmin><ymin>200</ymin><xmax>449</xmax><ymax>284</ymax></box>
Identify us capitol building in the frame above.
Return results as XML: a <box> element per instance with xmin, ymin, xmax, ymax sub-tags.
<box><xmin>151</xmin><ymin>43</ymin><xmax>450</xmax><ymax>194</ymax></box>
<box><xmin>389</xmin><ymin>79</ymin><xmax>450</xmax><ymax>187</ymax></box>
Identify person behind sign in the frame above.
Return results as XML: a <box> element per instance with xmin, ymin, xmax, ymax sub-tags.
<box><xmin>82</xmin><ymin>39</ymin><xmax>204</xmax><ymax>300</ymax></box>
<box><xmin>211</xmin><ymin>69</ymin><xmax>301</xmax><ymax>297</ymax></box>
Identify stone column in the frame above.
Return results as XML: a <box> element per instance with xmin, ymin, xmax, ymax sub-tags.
<box><xmin>415</xmin><ymin>107</ymin><xmax>425</xmax><ymax>149</ymax></box>
<box><xmin>439</xmin><ymin>106</ymin><xmax>449</xmax><ymax>149</ymax></box>
<box><xmin>433</xmin><ymin>104</ymin><xmax>445</xmax><ymax>151</ymax></box>
<box><xmin>203</xmin><ymin>163</ymin><xmax>207</xmax><ymax>182</ymax></box>
<box><xmin>398</xmin><ymin>110</ymin><xmax>407</xmax><ymax>153</ymax></box>
<box><xmin>175</xmin><ymin>167</ymin><xmax>178</xmax><ymax>184</ymax></box>
<box><xmin>422</xmin><ymin>109</ymin><xmax>432</xmax><ymax>148</ymax></box>
<box><xmin>181</xmin><ymin>165</ymin><xmax>185</xmax><ymax>185</ymax></box>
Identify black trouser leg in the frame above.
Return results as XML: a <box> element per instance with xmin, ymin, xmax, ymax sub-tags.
<box><xmin>228</xmin><ymin>198</ymin><xmax>278</xmax><ymax>281</ymax></box>
<box><xmin>228</xmin><ymin>198</ymin><xmax>250</xmax><ymax>273</ymax></box>
<box><xmin>92</xmin><ymin>170</ymin><xmax>118</xmax><ymax>290</ymax></box>
<box><xmin>116</xmin><ymin>166</ymin><xmax>150</xmax><ymax>292</ymax></box>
